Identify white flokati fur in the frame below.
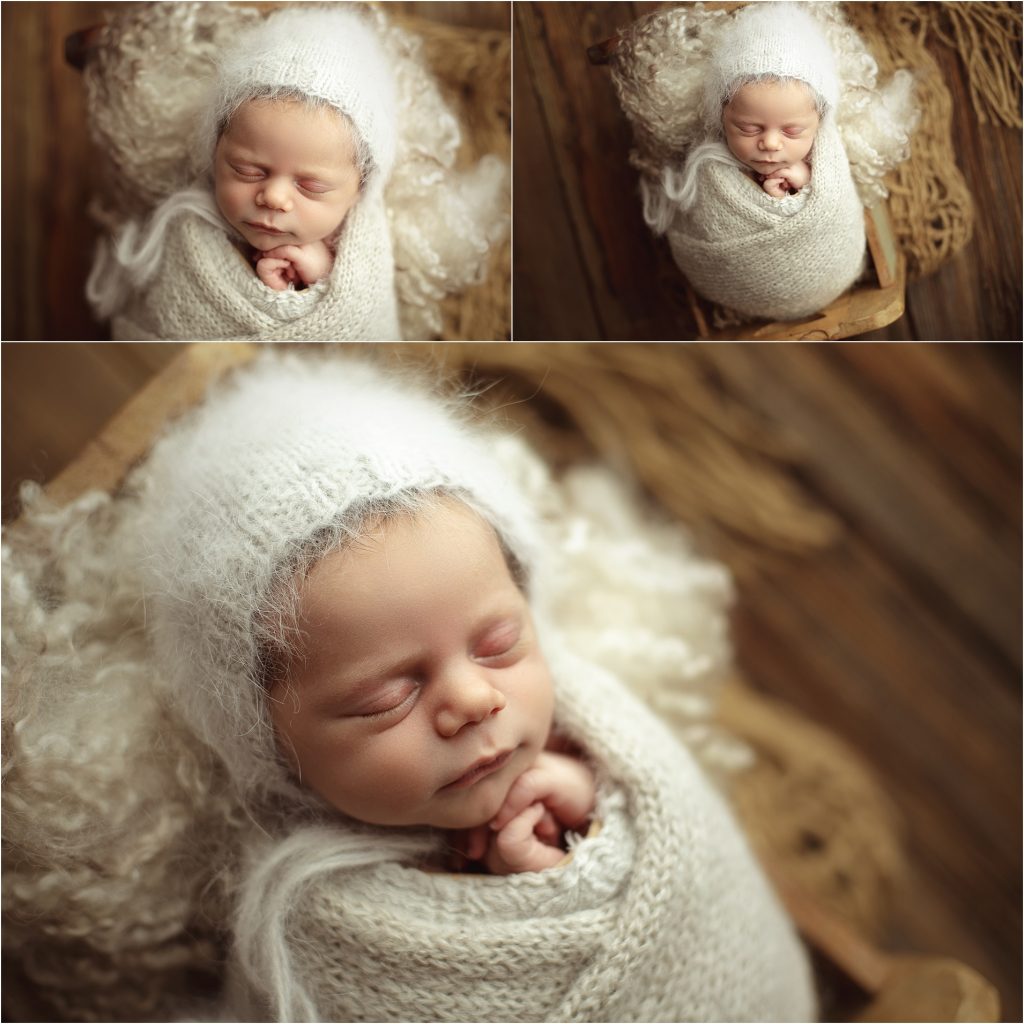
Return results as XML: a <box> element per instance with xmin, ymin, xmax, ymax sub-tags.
<box><xmin>5</xmin><ymin>353</ymin><xmax>763</xmax><ymax>1021</ymax></box>
<box><xmin>83</xmin><ymin>2</ymin><xmax>509</xmax><ymax>340</ymax></box>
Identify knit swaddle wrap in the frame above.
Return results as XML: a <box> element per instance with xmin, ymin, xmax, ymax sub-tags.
<box><xmin>113</xmin><ymin>192</ymin><xmax>400</xmax><ymax>340</ymax></box>
<box><xmin>666</xmin><ymin>118</ymin><xmax>866</xmax><ymax>320</ymax></box>
<box><xmin>235</xmin><ymin>638</ymin><xmax>815</xmax><ymax>1022</ymax></box>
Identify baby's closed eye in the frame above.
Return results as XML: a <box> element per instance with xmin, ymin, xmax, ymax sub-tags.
<box><xmin>472</xmin><ymin>620</ymin><xmax>525</xmax><ymax>664</ymax></box>
<box><xmin>351</xmin><ymin>679</ymin><xmax>420</xmax><ymax>719</ymax></box>
<box><xmin>298</xmin><ymin>180</ymin><xmax>334</xmax><ymax>195</ymax></box>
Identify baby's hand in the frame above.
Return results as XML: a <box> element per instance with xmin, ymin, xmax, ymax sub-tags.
<box><xmin>484</xmin><ymin>802</ymin><xmax>568</xmax><ymax>873</ymax></box>
<box><xmin>762</xmin><ymin>160</ymin><xmax>811</xmax><ymax>198</ymax></box>
<box><xmin>484</xmin><ymin>751</ymin><xmax>596</xmax><ymax>874</ymax></box>
<box><xmin>256</xmin><ymin>240</ymin><xmax>334</xmax><ymax>289</ymax></box>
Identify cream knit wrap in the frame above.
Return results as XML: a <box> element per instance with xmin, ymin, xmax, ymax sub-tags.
<box><xmin>112</xmin><ymin>191</ymin><xmax>400</xmax><ymax>341</ymax></box>
<box><xmin>231</xmin><ymin>636</ymin><xmax>816</xmax><ymax>1022</ymax></box>
<box><xmin>667</xmin><ymin>119</ymin><xmax>866</xmax><ymax>320</ymax></box>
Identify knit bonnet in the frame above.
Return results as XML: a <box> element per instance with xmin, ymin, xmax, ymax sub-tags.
<box><xmin>133</xmin><ymin>353</ymin><xmax>539</xmax><ymax>805</ymax></box>
<box><xmin>197</xmin><ymin>5</ymin><xmax>397</xmax><ymax>183</ymax></box>
<box><xmin>702</xmin><ymin>2</ymin><xmax>840</xmax><ymax>130</ymax></box>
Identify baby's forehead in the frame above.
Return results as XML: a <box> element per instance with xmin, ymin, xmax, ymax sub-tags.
<box><xmin>727</xmin><ymin>80</ymin><xmax>818</xmax><ymax>118</ymax></box>
<box><xmin>223</xmin><ymin>97</ymin><xmax>357</xmax><ymax>167</ymax></box>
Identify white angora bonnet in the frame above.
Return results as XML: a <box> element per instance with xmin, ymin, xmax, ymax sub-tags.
<box><xmin>198</xmin><ymin>5</ymin><xmax>398</xmax><ymax>182</ymax></box>
<box><xmin>133</xmin><ymin>353</ymin><xmax>539</xmax><ymax>805</ymax></box>
<box><xmin>703</xmin><ymin>1</ymin><xmax>841</xmax><ymax>129</ymax></box>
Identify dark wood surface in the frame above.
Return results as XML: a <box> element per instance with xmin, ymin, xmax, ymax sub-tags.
<box><xmin>513</xmin><ymin>2</ymin><xmax>1023</xmax><ymax>341</ymax></box>
<box><xmin>0</xmin><ymin>2</ymin><xmax>509</xmax><ymax>342</ymax></box>
<box><xmin>3</xmin><ymin>340</ymin><xmax>1020</xmax><ymax>1020</ymax></box>
<box><xmin>1</xmin><ymin>343</ymin><xmax>185</xmax><ymax>520</ymax></box>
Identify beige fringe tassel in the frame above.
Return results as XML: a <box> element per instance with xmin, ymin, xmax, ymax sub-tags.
<box><xmin>846</xmin><ymin>1</ymin><xmax>1021</xmax><ymax>280</ymax></box>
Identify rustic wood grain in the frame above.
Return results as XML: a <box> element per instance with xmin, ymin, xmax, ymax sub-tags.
<box><xmin>381</xmin><ymin>1</ymin><xmax>508</xmax><ymax>30</ymax></box>
<box><xmin>512</xmin><ymin>14</ymin><xmax>602</xmax><ymax>340</ymax></box>
<box><xmin>514</xmin><ymin>2</ymin><xmax>699</xmax><ymax>339</ymax></box>
<box><xmin>1</xmin><ymin>3</ymin><xmax>106</xmax><ymax>342</ymax></box>
<box><xmin>514</xmin><ymin>2</ymin><xmax>1023</xmax><ymax>341</ymax></box>
<box><xmin>1</xmin><ymin>343</ymin><xmax>185</xmax><ymax>519</ymax></box>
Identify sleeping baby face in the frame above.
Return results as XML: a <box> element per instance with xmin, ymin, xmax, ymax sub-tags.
<box><xmin>214</xmin><ymin>97</ymin><xmax>362</xmax><ymax>250</ymax></box>
<box><xmin>722</xmin><ymin>79</ymin><xmax>820</xmax><ymax>174</ymax></box>
<box><xmin>268</xmin><ymin>498</ymin><xmax>556</xmax><ymax>830</ymax></box>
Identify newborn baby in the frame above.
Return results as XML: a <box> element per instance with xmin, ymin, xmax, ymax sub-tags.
<box><xmin>84</xmin><ymin>6</ymin><xmax>408</xmax><ymax>340</ymax></box>
<box><xmin>115</xmin><ymin>353</ymin><xmax>817</xmax><ymax>1020</ymax></box>
<box><xmin>722</xmin><ymin>78</ymin><xmax>820</xmax><ymax>198</ymax></box>
<box><xmin>214</xmin><ymin>95</ymin><xmax>363</xmax><ymax>291</ymax></box>
<box><xmin>269</xmin><ymin>496</ymin><xmax>596</xmax><ymax>875</ymax></box>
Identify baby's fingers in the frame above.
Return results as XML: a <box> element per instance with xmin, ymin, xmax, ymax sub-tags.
<box><xmin>494</xmin><ymin>803</ymin><xmax>545</xmax><ymax>860</ymax></box>
<box><xmin>535</xmin><ymin>809</ymin><xmax>561</xmax><ymax>846</ymax></box>
<box><xmin>490</xmin><ymin>768</ymin><xmax>547</xmax><ymax>831</ymax></box>
<box><xmin>261</xmin><ymin>245</ymin><xmax>303</xmax><ymax>262</ymax></box>
<box><xmin>494</xmin><ymin>804</ymin><xmax>566</xmax><ymax>872</ymax></box>
<box><xmin>255</xmin><ymin>258</ymin><xmax>292</xmax><ymax>291</ymax></box>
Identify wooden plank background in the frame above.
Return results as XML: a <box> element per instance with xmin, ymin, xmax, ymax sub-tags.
<box><xmin>2</xmin><ymin>340</ymin><xmax>1020</xmax><ymax>1019</ymax></box>
<box><xmin>0</xmin><ymin>1</ymin><xmax>510</xmax><ymax>342</ymax></box>
<box><xmin>513</xmin><ymin>1</ymin><xmax>1023</xmax><ymax>340</ymax></box>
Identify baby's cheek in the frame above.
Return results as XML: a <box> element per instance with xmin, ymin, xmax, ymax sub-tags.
<box><xmin>215</xmin><ymin>181</ymin><xmax>248</xmax><ymax>223</ymax></box>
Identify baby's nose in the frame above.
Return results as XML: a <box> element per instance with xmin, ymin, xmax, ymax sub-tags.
<box><xmin>434</xmin><ymin>670</ymin><xmax>507</xmax><ymax>737</ymax></box>
<box><xmin>258</xmin><ymin>179</ymin><xmax>293</xmax><ymax>211</ymax></box>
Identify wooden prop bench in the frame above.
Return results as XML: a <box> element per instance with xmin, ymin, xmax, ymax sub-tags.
<box><xmin>31</xmin><ymin>343</ymin><xmax>999</xmax><ymax>1022</ymax></box>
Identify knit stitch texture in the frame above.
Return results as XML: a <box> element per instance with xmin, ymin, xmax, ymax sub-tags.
<box><xmin>667</xmin><ymin>119</ymin><xmax>866</xmax><ymax>320</ymax></box>
<box><xmin>702</xmin><ymin>2</ymin><xmax>841</xmax><ymax>128</ymax></box>
<box><xmin>228</xmin><ymin>635</ymin><xmax>817</xmax><ymax>1022</ymax></box>
<box><xmin>198</xmin><ymin>6</ymin><xmax>397</xmax><ymax>181</ymax></box>
<box><xmin>114</xmin><ymin>193</ymin><xmax>400</xmax><ymax>340</ymax></box>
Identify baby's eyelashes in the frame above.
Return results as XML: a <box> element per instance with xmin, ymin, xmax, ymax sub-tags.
<box><xmin>352</xmin><ymin>679</ymin><xmax>420</xmax><ymax>720</ymax></box>
<box><xmin>472</xmin><ymin>620</ymin><xmax>525</xmax><ymax>665</ymax></box>
<box><xmin>231</xmin><ymin>164</ymin><xmax>265</xmax><ymax>179</ymax></box>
